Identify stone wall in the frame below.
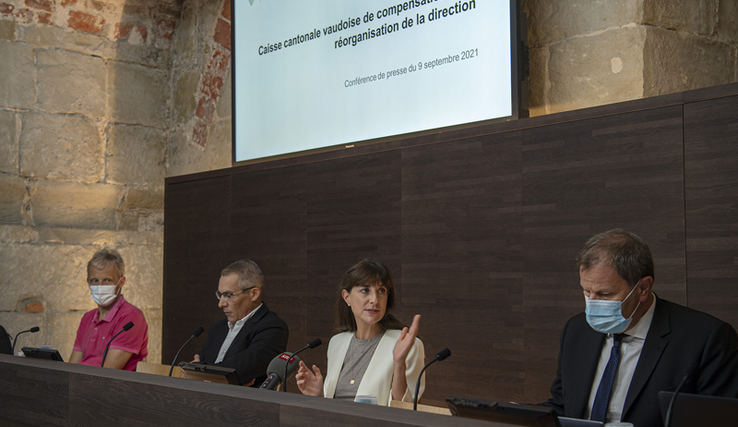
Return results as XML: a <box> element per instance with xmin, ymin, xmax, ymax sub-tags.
<box><xmin>524</xmin><ymin>0</ymin><xmax>738</xmax><ymax>115</ymax></box>
<box><xmin>0</xmin><ymin>0</ymin><xmax>181</xmax><ymax>363</ymax></box>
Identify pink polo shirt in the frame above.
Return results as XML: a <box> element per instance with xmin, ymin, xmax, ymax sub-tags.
<box><xmin>73</xmin><ymin>295</ymin><xmax>148</xmax><ymax>371</ymax></box>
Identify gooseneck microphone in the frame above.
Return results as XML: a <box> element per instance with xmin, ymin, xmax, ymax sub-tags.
<box><xmin>259</xmin><ymin>352</ymin><xmax>302</xmax><ymax>390</ymax></box>
<box><xmin>169</xmin><ymin>326</ymin><xmax>204</xmax><ymax>376</ymax></box>
<box><xmin>414</xmin><ymin>348</ymin><xmax>451</xmax><ymax>410</ymax></box>
<box><xmin>282</xmin><ymin>338</ymin><xmax>322</xmax><ymax>393</ymax></box>
<box><xmin>12</xmin><ymin>326</ymin><xmax>40</xmax><ymax>355</ymax></box>
<box><xmin>100</xmin><ymin>321</ymin><xmax>134</xmax><ymax>367</ymax></box>
<box><xmin>664</xmin><ymin>363</ymin><xmax>699</xmax><ymax>427</ymax></box>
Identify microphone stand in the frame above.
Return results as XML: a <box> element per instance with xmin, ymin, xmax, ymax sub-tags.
<box><xmin>169</xmin><ymin>326</ymin><xmax>204</xmax><ymax>376</ymax></box>
<box><xmin>101</xmin><ymin>322</ymin><xmax>134</xmax><ymax>368</ymax></box>
<box><xmin>283</xmin><ymin>338</ymin><xmax>322</xmax><ymax>393</ymax></box>
<box><xmin>414</xmin><ymin>348</ymin><xmax>451</xmax><ymax>410</ymax></box>
<box><xmin>12</xmin><ymin>327</ymin><xmax>40</xmax><ymax>355</ymax></box>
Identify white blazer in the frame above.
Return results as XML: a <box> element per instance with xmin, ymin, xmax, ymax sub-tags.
<box><xmin>323</xmin><ymin>329</ymin><xmax>425</xmax><ymax>406</ymax></box>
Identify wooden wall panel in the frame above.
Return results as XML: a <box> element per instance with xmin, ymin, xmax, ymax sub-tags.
<box><xmin>303</xmin><ymin>151</ymin><xmax>403</xmax><ymax>372</ymax></box>
<box><xmin>164</xmin><ymin>83</ymin><xmax>738</xmax><ymax>408</ymax></box>
<box><xmin>401</xmin><ymin>132</ymin><xmax>524</xmax><ymax>402</ymax></box>
<box><xmin>163</xmin><ymin>174</ymin><xmax>232</xmax><ymax>364</ymax></box>
<box><xmin>520</xmin><ymin>105</ymin><xmax>687</xmax><ymax>402</ymax></box>
<box><xmin>230</xmin><ymin>165</ymin><xmax>308</xmax><ymax>353</ymax></box>
<box><xmin>685</xmin><ymin>95</ymin><xmax>738</xmax><ymax>327</ymax></box>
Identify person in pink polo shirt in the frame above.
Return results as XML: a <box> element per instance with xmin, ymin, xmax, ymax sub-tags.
<box><xmin>69</xmin><ymin>249</ymin><xmax>148</xmax><ymax>371</ymax></box>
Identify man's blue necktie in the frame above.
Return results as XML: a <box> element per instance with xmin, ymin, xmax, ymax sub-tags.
<box><xmin>590</xmin><ymin>334</ymin><xmax>625</xmax><ymax>422</ymax></box>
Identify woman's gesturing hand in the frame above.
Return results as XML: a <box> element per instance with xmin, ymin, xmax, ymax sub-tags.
<box><xmin>295</xmin><ymin>360</ymin><xmax>324</xmax><ymax>397</ymax></box>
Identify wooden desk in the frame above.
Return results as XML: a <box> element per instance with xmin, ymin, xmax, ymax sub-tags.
<box><xmin>0</xmin><ymin>355</ymin><xmax>508</xmax><ymax>427</ymax></box>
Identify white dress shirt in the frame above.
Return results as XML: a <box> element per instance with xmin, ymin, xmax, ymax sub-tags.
<box><xmin>214</xmin><ymin>303</ymin><xmax>263</xmax><ymax>364</ymax></box>
<box><xmin>585</xmin><ymin>294</ymin><xmax>657</xmax><ymax>423</ymax></box>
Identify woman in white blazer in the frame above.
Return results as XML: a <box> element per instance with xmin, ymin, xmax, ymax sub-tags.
<box><xmin>295</xmin><ymin>258</ymin><xmax>425</xmax><ymax>406</ymax></box>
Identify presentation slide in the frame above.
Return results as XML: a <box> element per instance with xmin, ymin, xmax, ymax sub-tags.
<box><xmin>234</xmin><ymin>0</ymin><xmax>513</xmax><ymax>163</ymax></box>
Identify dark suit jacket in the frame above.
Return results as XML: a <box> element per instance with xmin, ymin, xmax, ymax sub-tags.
<box><xmin>543</xmin><ymin>297</ymin><xmax>738</xmax><ymax>427</ymax></box>
<box><xmin>198</xmin><ymin>303</ymin><xmax>289</xmax><ymax>386</ymax></box>
<box><xmin>0</xmin><ymin>326</ymin><xmax>12</xmax><ymax>355</ymax></box>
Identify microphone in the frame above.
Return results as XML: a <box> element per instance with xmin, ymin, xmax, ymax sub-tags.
<box><xmin>12</xmin><ymin>326</ymin><xmax>40</xmax><ymax>355</ymax></box>
<box><xmin>664</xmin><ymin>363</ymin><xmax>699</xmax><ymax>427</ymax></box>
<box><xmin>259</xmin><ymin>352</ymin><xmax>301</xmax><ymax>390</ymax></box>
<box><xmin>169</xmin><ymin>326</ymin><xmax>204</xmax><ymax>376</ymax></box>
<box><xmin>282</xmin><ymin>338</ymin><xmax>322</xmax><ymax>392</ymax></box>
<box><xmin>100</xmin><ymin>321</ymin><xmax>134</xmax><ymax>368</ymax></box>
<box><xmin>414</xmin><ymin>348</ymin><xmax>451</xmax><ymax>410</ymax></box>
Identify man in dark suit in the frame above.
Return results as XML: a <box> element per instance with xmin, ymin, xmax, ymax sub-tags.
<box><xmin>194</xmin><ymin>259</ymin><xmax>289</xmax><ymax>386</ymax></box>
<box><xmin>543</xmin><ymin>229</ymin><xmax>738</xmax><ymax>427</ymax></box>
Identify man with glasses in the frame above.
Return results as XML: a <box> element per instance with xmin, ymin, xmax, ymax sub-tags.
<box><xmin>194</xmin><ymin>259</ymin><xmax>289</xmax><ymax>386</ymax></box>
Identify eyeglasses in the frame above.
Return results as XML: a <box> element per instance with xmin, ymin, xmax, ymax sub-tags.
<box><xmin>215</xmin><ymin>286</ymin><xmax>256</xmax><ymax>301</ymax></box>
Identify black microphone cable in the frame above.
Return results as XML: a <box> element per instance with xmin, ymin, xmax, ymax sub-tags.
<box><xmin>12</xmin><ymin>326</ymin><xmax>40</xmax><ymax>355</ymax></box>
<box><xmin>101</xmin><ymin>321</ymin><xmax>134</xmax><ymax>367</ymax></box>
<box><xmin>414</xmin><ymin>348</ymin><xmax>451</xmax><ymax>410</ymax></box>
<box><xmin>169</xmin><ymin>326</ymin><xmax>204</xmax><ymax>376</ymax></box>
<box><xmin>283</xmin><ymin>338</ymin><xmax>322</xmax><ymax>393</ymax></box>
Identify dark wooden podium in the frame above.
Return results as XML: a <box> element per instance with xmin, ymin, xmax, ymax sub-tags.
<box><xmin>0</xmin><ymin>355</ymin><xmax>509</xmax><ymax>427</ymax></box>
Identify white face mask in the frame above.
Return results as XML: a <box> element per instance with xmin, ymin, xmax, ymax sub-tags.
<box><xmin>89</xmin><ymin>278</ymin><xmax>121</xmax><ymax>307</ymax></box>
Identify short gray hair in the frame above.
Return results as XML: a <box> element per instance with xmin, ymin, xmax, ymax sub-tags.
<box><xmin>87</xmin><ymin>248</ymin><xmax>125</xmax><ymax>278</ymax></box>
<box><xmin>576</xmin><ymin>229</ymin><xmax>654</xmax><ymax>287</ymax></box>
<box><xmin>221</xmin><ymin>259</ymin><xmax>264</xmax><ymax>290</ymax></box>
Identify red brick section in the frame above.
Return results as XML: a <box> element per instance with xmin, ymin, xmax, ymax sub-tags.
<box><xmin>25</xmin><ymin>0</ymin><xmax>51</xmax><ymax>12</ymax></box>
<box><xmin>37</xmin><ymin>10</ymin><xmax>51</xmax><ymax>24</ymax></box>
<box><xmin>21</xmin><ymin>302</ymin><xmax>44</xmax><ymax>313</ymax></box>
<box><xmin>0</xmin><ymin>3</ymin><xmax>14</xmax><ymax>14</ymax></box>
<box><xmin>221</xmin><ymin>0</ymin><xmax>230</xmax><ymax>21</ymax></box>
<box><xmin>115</xmin><ymin>23</ymin><xmax>148</xmax><ymax>41</ymax></box>
<box><xmin>157</xmin><ymin>17</ymin><xmax>176</xmax><ymax>41</ymax></box>
<box><xmin>68</xmin><ymin>10</ymin><xmax>105</xmax><ymax>35</ymax></box>
<box><xmin>192</xmin><ymin>0</ymin><xmax>233</xmax><ymax>147</ymax></box>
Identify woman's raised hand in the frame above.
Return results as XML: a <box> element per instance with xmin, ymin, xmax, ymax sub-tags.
<box><xmin>295</xmin><ymin>360</ymin><xmax>324</xmax><ymax>397</ymax></box>
<box><xmin>393</xmin><ymin>314</ymin><xmax>420</xmax><ymax>364</ymax></box>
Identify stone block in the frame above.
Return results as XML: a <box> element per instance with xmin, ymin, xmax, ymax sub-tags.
<box><xmin>107</xmin><ymin>61</ymin><xmax>169</xmax><ymax>128</ymax></box>
<box><xmin>0</xmin><ymin>40</ymin><xmax>35</xmax><ymax>109</ymax></box>
<box><xmin>643</xmin><ymin>0</ymin><xmax>716</xmax><ymax>36</ymax></box>
<box><xmin>172</xmin><ymin>2</ymin><xmax>197</xmax><ymax>65</ymax></box>
<box><xmin>122</xmin><ymin>187</ymin><xmax>165</xmax><ymax>211</ymax></box>
<box><xmin>0</xmin><ymin>312</ymin><xmax>47</xmax><ymax>355</ymax></box>
<box><xmin>36</xmin><ymin>48</ymin><xmax>106</xmax><ymax>117</ymax></box>
<box><xmin>0</xmin><ymin>225</ymin><xmax>38</xmax><ymax>243</ymax></box>
<box><xmin>527</xmin><ymin>46</ymin><xmax>549</xmax><ymax>116</ymax></box>
<box><xmin>167</xmin><ymin>121</ymin><xmax>231</xmax><ymax>177</ymax></box>
<box><xmin>643</xmin><ymin>27</ymin><xmax>735</xmax><ymax>97</ymax></box>
<box><xmin>117</xmin><ymin>244</ymin><xmax>162</xmax><ymax>311</ymax></box>
<box><xmin>0</xmin><ymin>243</ymin><xmax>94</xmax><ymax>312</ymax></box>
<box><xmin>0</xmin><ymin>174</ymin><xmax>26</xmax><ymax>225</ymax></box>
<box><xmin>548</xmin><ymin>26</ymin><xmax>645</xmax><ymax>113</ymax></box>
<box><xmin>524</xmin><ymin>0</ymin><xmax>641</xmax><ymax>47</ymax></box>
<box><xmin>142</xmin><ymin>308</ymin><xmax>161</xmax><ymax>364</ymax></box>
<box><xmin>173</xmin><ymin>71</ymin><xmax>199</xmax><ymax>126</ymax></box>
<box><xmin>46</xmin><ymin>311</ymin><xmax>87</xmax><ymax>361</ymax></box>
<box><xmin>0</xmin><ymin>109</ymin><xmax>18</xmax><ymax>173</ymax></box>
<box><xmin>0</xmin><ymin>19</ymin><xmax>14</xmax><ymax>41</ymax></box>
<box><xmin>34</xmin><ymin>227</ymin><xmax>163</xmax><ymax>247</ymax></box>
<box><xmin>30</xmin><ymin>181</ymin><xmax>122</xmax><ymax>230</ymax></box>
<box><xmin>19</xmin><ymin>112</ymin><xmax>102</xmax><ymax>182</ymax></box>
<box><xmin>107</xmin><ymin>124</ymin><xmax>167</xmax><ymax>185</ymax></box>
<box><xmin>17</xmin><ymin>24</ymin><xmax>170</xmax><ymax>69</ymax></box>
<box><xmin>717</xmin><ymin>0</ymin><xmax>738</xmax><ymax>43</ymax></box>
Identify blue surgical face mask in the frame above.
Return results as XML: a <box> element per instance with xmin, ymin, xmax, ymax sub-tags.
<box><xmin>585</xmin><ymin>283</ymin><xmax>641</xmax><ymax>334</ymax></box>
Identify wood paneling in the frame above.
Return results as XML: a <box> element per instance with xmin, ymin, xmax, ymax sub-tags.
<box><xmin>685</xmin><ymin>94</ymin><xmax>738</xmax><ymax>327</ymax></box>
<box><xmin>164</xmin><ymin>83</ymin><xmax>738</xmax><ymax>407</ymax></box>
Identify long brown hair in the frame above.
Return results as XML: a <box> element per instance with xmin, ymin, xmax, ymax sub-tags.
<box><xmin>336</xmin><ymin>258</ymin><xmax>407</xmax><ymax>333</ymax></box>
